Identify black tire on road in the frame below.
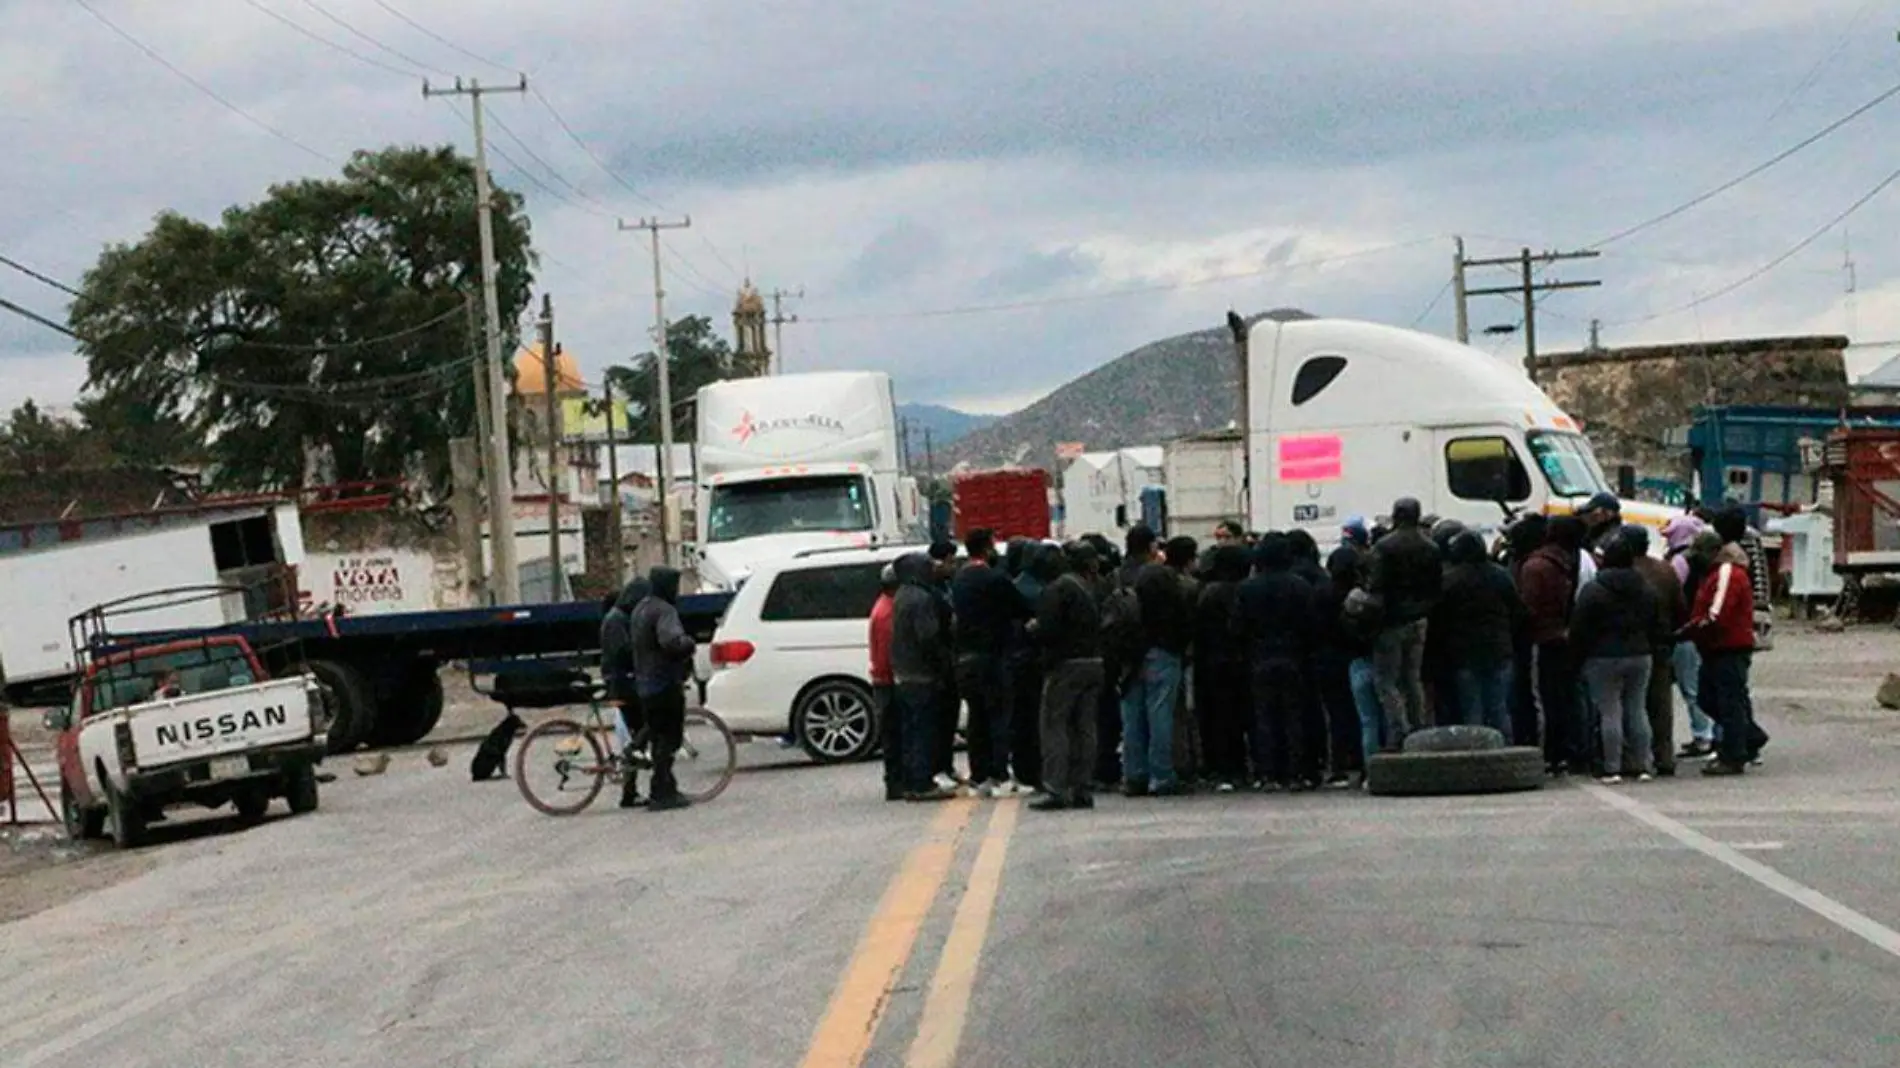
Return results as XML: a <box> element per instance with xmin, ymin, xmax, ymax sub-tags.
<box><xmin>105</xmin><ymin>781</ymin><xmax>148</xmax><ymax>849</ymax></box>
<box><xmin>61</xmin><ymin>781</ymin><xmax>104</xmax><ymax>841</ymax></box>
<box><xmin>369</xmin><ymin>668</ymin><xmax>445</xmax><ymax>749</ymax></box>
<box><xmin>310</xmin><ymin>660</ymin><xmax>378</xmax><ymax>754</ymax></box>
<box><xmin>285</xmin><ymin>764</ymin><xmax>320</xmax><ymax>814</ymax></box>
<box><xmin>234</xmin><ymin>790</ymin><xmax>270</xmax><ymax>821</ymax></box>
<box><xmin>792</xmin><ymin>679</ymin><xmax>879</xmax><ymax>764</ymax></box>
<box><xmin>1366</xmin><ymin>746</ymin><xmax>1546</xmax><ymax>797</ymax></box>
<box><xmin>1401</xmin><ymin>725</ymin><xmax>1507</xmax><ymax>754</ymax></box>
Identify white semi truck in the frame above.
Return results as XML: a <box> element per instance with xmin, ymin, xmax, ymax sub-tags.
<box><xmin>1235</xmin><ymin>314</ymin><xmax>1678</xmax><ymax>539</ymax></box>
<box><xmin>691</xmin><ymin>371</ymin><xmax>923</xmax><ymax>591</ymax></box>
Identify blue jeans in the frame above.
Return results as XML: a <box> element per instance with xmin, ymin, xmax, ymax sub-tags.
<box><xmin>1457</xmin><ymin>660</ymin><xmax>1515</xmax><ymax>739</ymax></box>
<box><xmin>1673</xmin><ymin>641</ymin><xmax>1712</xmax><ymax>742</ymax></box>
<box><xmin>1121</xmin><ymin>649</ymin><xmax>1182</xmax><ymax>788</ymax></box>
<box><xmin>1349</xmin><ymin>658</ymin><xmax>1382</xmax><ymax>760</ymax></box>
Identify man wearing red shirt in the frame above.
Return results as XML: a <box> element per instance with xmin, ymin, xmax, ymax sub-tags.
<box><xmin>868</xmin><ymin>563</ymin><xmax>901</xmax><ymax>800</ymax></box>
<box><xmin>1683</xmin><ymin>528</ymin><xmax>1762</xmax><ymax>776</ymax></box>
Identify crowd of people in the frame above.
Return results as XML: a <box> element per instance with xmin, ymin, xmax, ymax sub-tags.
<box><xmin>868</xmin><ymin>492</ymin><xmax>1771</xmax><ymax>812</ymax></box>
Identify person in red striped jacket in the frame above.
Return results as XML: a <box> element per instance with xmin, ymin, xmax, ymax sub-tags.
<box><xmin>1681</xmin><ymin>526</ymin><xmax>1767</xmax><ymax>777</ymax></box>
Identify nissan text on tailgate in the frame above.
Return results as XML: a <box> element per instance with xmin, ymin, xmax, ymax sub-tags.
<box><xmin>51</xmin><ymin>635</ymin><xmax>327</xmax><ymax>848</ymax></box>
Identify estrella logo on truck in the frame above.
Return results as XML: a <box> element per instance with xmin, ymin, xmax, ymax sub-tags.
<box><xmin>729</xmin><ymin>410</ymin><xmax>846</xmax><ymax>445</ymax></box>
<box><xmin>153</xmin><ymin>705</ymin><xmax>291</xmax><ymax>747</ymax></box>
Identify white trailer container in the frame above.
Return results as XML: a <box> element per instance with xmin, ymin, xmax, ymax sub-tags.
<box><xmin>1163</xmin><ymin>431</ymin><xmax>1245</xmax><ymax>538</ymax></box>
<box><xmin>692</xmin><ymin>371</ymin><xmax>922</xmax><ymax>590</ymax></box>
<box><xmin>0</xmin><ymin>504</ymin><xmax>304</xmax><ymax>698</ymax></box>
<box><xmin>1058</xmin><ymin>447</ymin><xmax>1164</xmax><ymax>540</ymax></box>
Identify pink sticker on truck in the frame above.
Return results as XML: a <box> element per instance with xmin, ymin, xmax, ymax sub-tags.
<box><xmin>1277</xmin><ymin>434</ymin><xmax>1343</xmax><ymax>482</ymax></box>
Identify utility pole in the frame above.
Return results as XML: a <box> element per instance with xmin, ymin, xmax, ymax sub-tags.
<box><xmin>1451</xmin><ymin>236</ymin><xmax>1470</xmax><ymax>344</ymax></box>
<box><xmin>619</xmin><ymin>215</ymin><xmax>692</xmax><ymax>568</ymax></box>
<box><xmin>1463</xmin><ymin>247</ymin><xmax>1601</xmax><ymax>377</ymax></box>
<box><xmin>923</xmin><ymin>427</ymin><xmax>936</xmax><ymax>481</ymax></box>
<box><xmin>768</xmin><ymin>287</ymin><xmax>803</xmax><ymax>375</ymax></box>
<box><xmin>536</xmin><ymin>295</ymin><xmax>562</xmax><ymax>600</ymax></box>
<box><xmin>900</xmin><ymin>416</ymin><xmax>913</xmax><ymax>474</ymax></box>
<box><xmin>601</xmin><ymin>381</ymin><xmax>624</xmax><ymax>585</ymax></box>
<box><xmin>425</xmin><ymin>75</ymin><xmax>527</xmax><ymax>602</ymax></box>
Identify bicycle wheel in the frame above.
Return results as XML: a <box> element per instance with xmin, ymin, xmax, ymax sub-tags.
<box><xmin>674</xmin><ymin>709</ymin><xmax>738</xmax><ymax>804</ymax></box>
<box><xmin>515</xmin><ymin>718</ymin><xmax>609</xmax><ymax>816</ymax></box>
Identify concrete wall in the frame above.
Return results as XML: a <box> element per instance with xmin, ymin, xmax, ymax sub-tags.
<box><xmin>1530</xmin><ymin>335</ymin><xmax>1850</xmax><ymax>497</ymax></box>
<box><xmin>298</xmin><ymin>509</ymin><xmax>468</xmax><ymax>613</ymax></box>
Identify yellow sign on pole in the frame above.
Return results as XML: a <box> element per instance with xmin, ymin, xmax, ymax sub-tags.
<box><xmin>560</xmin><ymin>396</ymin><xmax>633</xmax><ymax>442</ymax></box>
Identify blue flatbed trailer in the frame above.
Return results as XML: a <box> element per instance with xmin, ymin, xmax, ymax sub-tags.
<box><xmin>75</xmin><ymin>592</ymin><xmax>734</xmax><ymax>754</ymax></box>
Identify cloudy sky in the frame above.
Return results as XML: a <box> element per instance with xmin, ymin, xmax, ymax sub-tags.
<box><xmin>4</xmin><ymin>0</ymin><xmax>1899</xmax><ymax>422</ymax></box>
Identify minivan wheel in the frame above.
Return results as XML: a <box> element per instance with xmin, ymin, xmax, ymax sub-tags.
<box><xmin>793</xmin><ymin>681</ymin><xmax>878</xmax><ymax>764</ymax></box>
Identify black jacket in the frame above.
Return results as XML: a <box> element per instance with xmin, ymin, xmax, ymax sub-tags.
<box><xmin>1193</xmin><ymin>545</ymin><xmax>1250</xmax><ymax>670</ymax></box>
<box><xmin>628</xmin><ymin>568</ymin><xmax>694</xmax><ymax>697</ymax></box>
<box><xmin>1367</xmin><ymin>525</ymin><xmax>1442</xmax><ymax>626</ymax></box>
<box><xmin>1437</xmin><ymin>558</ymin><xmax>1523</xmax><ymax>667</ymax></box>
<box><xmin>1033</xmin><ymin>567</ymin><xmax>1102</xmax><ymax>666</ymax></box>
<box><xmin>951</xmin><ymin>559</ymin><xmax>1031</xmax><ymax>657</ymax></box>
<box><xmin>1314</xmin><ymin>546</ymin><xmax>1372</xmax><ymax>660</ymax></box>
<box><xmin>891</xmin><ymin>553</ymin><xmax>952</xmax><ymax>683</ymax></box>
<box><xmin>1570</xmin><ymin>566</ymin><xmax>1662</xmax><ymax>661</ymax></box>
<box><xmin>1133</xmin><ymin>562</ymin><xmax>1193</xmax><ymax>656</ymax></box>
<box><xmin>600</xmin><ymin>578</ymin><xmax>651</xmax><ymax>701</ymax></box>
<box><xmin>1233</xmin><ymin>534</ymin><xmax>1313</xmax><ymax>666</ymax></box>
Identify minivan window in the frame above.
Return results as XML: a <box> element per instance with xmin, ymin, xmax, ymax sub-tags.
<box><xmin>1291</xmin><ymin>355</ymin><xmax>1347</xmax><ymax>406</ymax></box>
<box><xmin>1445</xmin><ymin>436</ymin><xmax>1533</xmax><ymax>502</ymax></box>
<box><xmin>760</xmin><ymin>562</ymin><xmax>887</xmax><ymax>622</ymax></box>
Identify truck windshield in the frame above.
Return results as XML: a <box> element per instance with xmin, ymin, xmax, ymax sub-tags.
<box><xmin>89</xmin><ymin>645</ymin><xmax>258</xmax><ymax>715</ymax></box>
<box><xmin>705</xmin><ymin>475</ymin><xmax>874</xmax><ymax>543</ymax></box>
<box><xmin>1526</xmin><ymin>430</ymin><xmax>1611</xmax><ymax>498</ymax></box>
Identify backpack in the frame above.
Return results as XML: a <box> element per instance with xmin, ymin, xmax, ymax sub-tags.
<box><xmin>1101</xmin><ymin>582</ymin><xmax>1144</xmax><ymax>661</ymax></box>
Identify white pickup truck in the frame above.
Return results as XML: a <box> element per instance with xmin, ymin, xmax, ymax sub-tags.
<box><xmin>51</xmin><ymin>635</ymin><xmax>327</xmax><ymax>847</ymax></box>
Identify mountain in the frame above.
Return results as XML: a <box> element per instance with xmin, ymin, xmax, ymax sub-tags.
<box><xmin>896</xmin><ymin>403</ymin><xmax>997</xmax><ymax>448</ymax></box>
<box><xmin>942</xmin><ymin>316</ymin><xmax>1267</xmax><ymax>471</ymax></box>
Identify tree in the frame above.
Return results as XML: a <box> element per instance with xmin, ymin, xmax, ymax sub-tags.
<box><xmin>69</xmin><ymin>145</ymin><xmax>536</xmax><ymax>495</ymax></box>
<box><xmin>604</xmin><ymin>315</ymin><xmax>735</xmax><ymax>444</ymax></box>
<box><xmin>0</xmin><ymin>400</ymin><xmax>110</xmax><ymax>475</ymax></box>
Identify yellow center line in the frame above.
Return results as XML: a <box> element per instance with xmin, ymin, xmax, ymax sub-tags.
<box><xmin>799</xmin><ymin>799</ymin><xmax>978</xmax><ymax>1068</ymax></box>
<box><xmin>905</xmin><ymin>797</ymin><xmax>1021</xmax><ymax>1068</ymax></box>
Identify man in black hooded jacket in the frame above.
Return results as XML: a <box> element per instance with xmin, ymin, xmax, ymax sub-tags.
<box><xmin>891</xmin><ymin>552</ymin><xmax>956</xmax><ymax>800</ymax></box>
<box><xmin>1234</xmin><ymin>533</ymin><xmax>1316</xmax><ymax>789</ymax></box>
<box><xmin>1028</xmin><ymin>543</ymin><xmax>1103</xmax><ymax>810</ymax></box>
<box><xmin>600</xmin><ymin>577</ymin><xmax>652</xmax><ymax>807</ymax></box>
<box><xmin>629</xmin><ymin>567</ymin><xmax>696</xmax><ymax>811</ymax></box>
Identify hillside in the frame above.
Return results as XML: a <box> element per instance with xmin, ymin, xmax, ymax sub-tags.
<box><xmin>895</xmin><ymin>403</ymin><xmax>995</xmax><ymax>447</ymax></box>
<box><xmin>942</xmin><ymin>317</ymin><xmax>1262</xmax><ymax>470</ymax></box>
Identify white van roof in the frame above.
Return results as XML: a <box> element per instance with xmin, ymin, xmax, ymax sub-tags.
<box><xmin>1249</xmin><ymin>317</ymin><xmax>1577</xmax><ymax>434</ymax></box>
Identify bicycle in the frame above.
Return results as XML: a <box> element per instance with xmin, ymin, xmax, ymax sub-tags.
<box><xmin>514</xmin><ymin>690</ymin><xmax>738</xmax><ymax>816</ymax></box>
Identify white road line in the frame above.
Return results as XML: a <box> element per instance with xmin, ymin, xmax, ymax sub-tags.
<box><xmin>1584</xmin><ymin>784</ymin><xmax>1900</xmax><ymax>959</ymax></box>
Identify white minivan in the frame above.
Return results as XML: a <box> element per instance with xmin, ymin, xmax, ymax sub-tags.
<box><xmin>702</xmin><ymin>543</ymin><xmax>923</xmax><ymax>764</ymax></box>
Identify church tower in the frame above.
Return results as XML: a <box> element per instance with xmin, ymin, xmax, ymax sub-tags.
<box><xmin>732</xmin><ymin>279</ymin><xmax>770</xmax><ymax>377</ymax></box>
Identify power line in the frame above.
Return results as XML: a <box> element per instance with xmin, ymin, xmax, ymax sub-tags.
<box><xmin>368</xmin><ymin>0</ymin><xmax>519</xmax><ymax>76</ymax></box>
<box><xmin>1591</xmin><ymin>77</ymin><xmax>1900</xmax><ymax>248</ymax></box>
<box><xmin>69</xmin><ymin>0</ymin><xmax>337</xmax><ymax>164</ymax></box>
<box><xmin>529</xmin><ymin>86</ymin><xmax>663</xmax><ymax>210</ymax></box>
<box><xmin>0</xmin><ymin>254</ymin><xmax>82</xmax><ymax>298</ymax></box>
<box><xmin>237</xmin><ymin>0</ymin><xmax>417</xmax><ymax>79</ymax></box>
<box><xmin>1408</xmin><ymin>277</ymin><xmax>1452</xmax><ymax>329</ymax></box>
<box><xmin>0</xmin><ymin>297</ymin><xmax>79</xmax><ymax>340</ymax></box>
<box><xmin>291</xmin><ymin>0</ymin><xmax>452</xmax><ymax>77</ymax></box>
<box><xmin>485</xmin><ymin>110</ymin><xmax>615</xmax><ymax>217</ymax></box>
<box><xmin>1601</xmin><ymin>160</ymin><xmax>1900</xmax><ymax>327</ymax></box>
<box><xmin>803</xmin><ymin>237</ymin><xmax>1443</xmax><ymax>323</ymax></box>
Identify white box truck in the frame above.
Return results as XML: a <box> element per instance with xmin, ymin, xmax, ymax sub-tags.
<box><xmin>691</xmin><ymin>371</ymin><xmax>923</xmax><ymax>590</ymax></box>
<box><xmin>1163</xmin><ymin>430</ymin><xmax>1246</xmax><ymax>538</ymax></box>
<box><xmin>1240</xmin><ymin>315</ymin><xmax>1679</xmax><ymax>540</ymax></box>
<box><xmin>0</xmin><ymin>504</ymin><xmax>305</xmax><ymax>705</ymax></box>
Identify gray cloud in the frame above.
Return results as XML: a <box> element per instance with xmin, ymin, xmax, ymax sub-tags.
<box><xmin>832</xmin><ymin>218</ymin><xmax>947</xmax><ymax>295</ymax></box>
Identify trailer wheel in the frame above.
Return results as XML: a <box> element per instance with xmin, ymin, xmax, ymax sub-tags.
<box><xmin>309</xmin><ymin>660</ymin><xmax>378</xmax><ymax>754</ymax></box>
<box><xmin>370</xmin><ymin>668</ymin><xmax>445</xmax><ymax>749</ymax></box>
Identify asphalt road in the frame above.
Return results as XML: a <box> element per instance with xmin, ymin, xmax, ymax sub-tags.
<box><xmin>5</xmin><ymin>628</ymin><xmax>1900</xmax><ymax>1067</ymax></box>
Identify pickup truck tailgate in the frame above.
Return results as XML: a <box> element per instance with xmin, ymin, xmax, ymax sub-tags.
<box><xmin>129</xmin><ymin>679</ymin><xmax>314</xmax><ymax>768</ymax></box>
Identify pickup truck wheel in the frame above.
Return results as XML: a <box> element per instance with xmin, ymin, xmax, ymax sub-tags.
<box><xmin>105</xmin><ymin>782</ymin><xmax>148</xmax><ymax>849</ymax></box>
<box><xmin>370</xmin><ymin>669</ymin><xmax>445</xmax><ymax>749</ymax></box>
<box><xmin>310</xmin><ymin>660</ymin><xmax>378</xmax><ymax>754</ymax></box>
<box><xmin>234</xmin><ymin>791</ymin><xmax>270</xmax><ymax>822</ymax></box>
<box><xmin>285</xmin><ymin>765</ymin><xmax>320</xmax><ymax>814</ymax></box>
<box><xmin>61</xmin><ymin>782</ymin><xmax>103</xmax><ymax>841</ymax></box>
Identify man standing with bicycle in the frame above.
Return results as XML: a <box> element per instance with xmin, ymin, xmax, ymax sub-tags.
<box><xmin>601</xmin><ymin>577</ymin><xmax>651</xmax><ymax>808</ymax></box>
<box><xmin>629</xmin><ymin>567</ymin><xmax>697</xmax><ymax>812</ymax></box>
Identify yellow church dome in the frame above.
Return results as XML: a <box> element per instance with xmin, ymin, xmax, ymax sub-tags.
<box><xmin>514</xmin><ymin>343</ymin><xmax>586</xmax><ymax>395</ymax></box>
